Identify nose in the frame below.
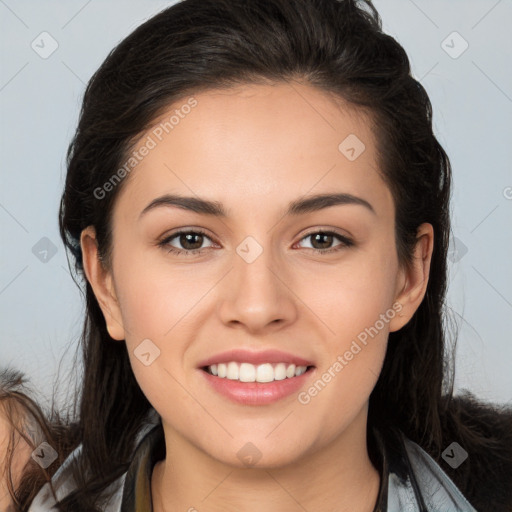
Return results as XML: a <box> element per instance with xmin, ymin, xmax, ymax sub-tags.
<box><xmin>217</xmin><ymin>237</ymin><xmax>298</xmax><ymax>333</ymax></box>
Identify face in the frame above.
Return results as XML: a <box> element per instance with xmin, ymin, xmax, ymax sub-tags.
<box><xmin>82</xmin><ymin>81</ymin><xmax>432</xmax><ymax>469</ymax></box>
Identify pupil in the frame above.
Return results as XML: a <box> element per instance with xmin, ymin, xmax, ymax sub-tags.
<box><xmin>182</xmin><ymin>233</ymin><xmax>202</xmax><ymax>250</ymax></box>
<box><xmin>313</xmin><ymin>233</ymin><xmax>332</xmax><ymax>249</ymax></box>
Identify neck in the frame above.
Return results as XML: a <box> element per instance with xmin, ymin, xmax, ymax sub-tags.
<box><xmin>151</xmin><ymin>411</ymin><xmax>380</xmax><ymax>512</ymax></box>
<box><xmin>152</xmin><ymin>408</ymin><xmax>381</xmax><ymax>512</ymax></box>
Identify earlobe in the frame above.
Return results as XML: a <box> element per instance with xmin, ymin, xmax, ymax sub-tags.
<box><xmin>389</xmin><ymin>223</ymin><xmax>434</xmax><ymax>332</ymax></box>
<box><xmin>80</xmin><ymin>226</ymin><xmax>126</xmax><ymax>341</ymax></box>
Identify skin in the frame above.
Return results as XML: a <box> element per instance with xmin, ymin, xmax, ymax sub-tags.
<box><xmin>81</xmin><ymin>81</ymin><xmax>433</xmax><ymax>512</ymax></box>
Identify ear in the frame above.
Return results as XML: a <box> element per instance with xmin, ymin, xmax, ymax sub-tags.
<box><xmin>389</xmin><ymin>223</ymin><xmax>434</xmax><ymax>332</ymax></box>
<box><xmin>80</xmin><ymin>226</ymin><xmax>126</xmax><ymax>341</ymax></box>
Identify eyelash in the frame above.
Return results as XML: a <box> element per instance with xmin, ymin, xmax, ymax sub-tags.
<box><xmin>158</xmin><ymin>229</ymin><xmax>354</xmax><ymax>256</ymax></box>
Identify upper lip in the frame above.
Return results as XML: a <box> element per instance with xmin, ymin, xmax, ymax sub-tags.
<box><xmin>197</xmin><ymin>349</ymin><xmax>315</xmax><ymax>368</ymax></box>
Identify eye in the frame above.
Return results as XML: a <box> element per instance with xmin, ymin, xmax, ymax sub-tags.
<box><xmin>295</xmin><ymin>230</ymin><xmax>354</xmax><ymax>254</ymax></box>
<box><xmin>158</xmin><ymin>228</ymin><xmax>354</xmax><ymax>257</ymax></box>
<box><xmin>158</xmin><ymin>229</ymin><xmax>215</xmax><ymax>256</ymax></box>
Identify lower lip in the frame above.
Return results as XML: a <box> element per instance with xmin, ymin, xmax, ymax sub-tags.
<box><xmin>199</xmin><ymin>367</ymin><xmax>316</xmax><ymax>405</ymax></box>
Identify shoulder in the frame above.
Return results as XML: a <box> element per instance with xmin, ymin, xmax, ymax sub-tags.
<box><xmin>437</xmin><ymin>392</ymin><xmax>512</xmax><ymax>512</ymax></box>
<box><xmin>399</xmin><ymin>434</ymin><xmax>478</xmax><ymax>511</ymax></box>
<box><xmin>28</xmin><ymin>441</ymin><xmax>130</xmax><ymax>511</ymax></box>
<box><xmin>375</xmin><ymin>393</ymin><xmax>512</xmax><ymax>512</ymax></box>
<box><xmin>374</xmin><ymin>423</ymin><xmax>478</xmax><ymax>511</ymax></box>
<box><xmin>27</xmin><ymin>408</ymin><xmax>161</xmax><ymax>511</ymax></box>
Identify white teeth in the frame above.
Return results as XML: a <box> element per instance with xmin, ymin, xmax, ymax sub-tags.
<box><xmin>239</xmin><ymin>362</ymin><xmax>256</xmax><ymax>382</ymax></box>
<box><xmin>295</xmin><ymin>365</ymin><xmax>308</xmax><ymax>377</ymax></box>
<box><xmin>226</xmin><ymin>361</ymin><xmax>239</xmax><ymax>380</ymax></box>
<box><xmin>217</xmin><ymin>363</ymin><xmax>227</xmax><ymax>378</ymax></box>
<box><xmin>207</xmin><ymin>362</ymin><xmax>309</xmax><ymax>382</ymax></box>
<box><xmin>274</xmin><ymin>362</ymin><xmax>287</xmax><ymax>380</ymax></box>
<box><xmin>256</xmin><ymin>363</ymin><xmax>274</xmax><ymax>383</ymax></box>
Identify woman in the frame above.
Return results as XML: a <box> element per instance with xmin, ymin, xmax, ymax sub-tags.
<box><xmin>1</xmin><ymin>0</ymin><xmax>511</xmax><ymax>510</ymax></box>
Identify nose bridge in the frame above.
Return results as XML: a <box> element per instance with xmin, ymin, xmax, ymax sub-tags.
<box><xmin>234</xmin><ymin>232</ymin><xmax>282</xmax><ymax>298</ymax></box>
<box><xmin>218</xmin><ymin>230</ymin><xmax>297</xmax><ymax>330</ymax></box>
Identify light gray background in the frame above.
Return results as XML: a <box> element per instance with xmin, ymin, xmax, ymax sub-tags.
<box><xmin>1</xmin><ymin>0</ymin><xmax>511</xmax><ymax>412</ymax></box>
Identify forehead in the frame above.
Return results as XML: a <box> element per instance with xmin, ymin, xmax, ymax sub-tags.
<box><xmin>113</xmin><ymin>82</ymin><xmax>392</xmax><ymax>221</ymax></box>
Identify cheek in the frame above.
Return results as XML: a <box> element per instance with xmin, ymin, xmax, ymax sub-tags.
<box><xmin>314</xmin><ymin>281</ymin><xmax>391</xmax><ymax>386</ymax></box>
<box><xmin>305</xmin><ymin>250</ymin><xmax>398</xmax><ymax>337</ymax></box>
<box><xmin>113</xmin><ymin>255</ymin><xmax>198</xmax><ymax>412</ymax></box>
<box><xmin>296</xmin><ymin>263</ymin><xmax>395</xmax><ymax>435</ymax></box>
<box><xmin>113</xmin><ymin>249</ymin><xmax>204</xmax><ymax>340</ymax></box>
<box><xmin>295</xmin><ymin>245</ymin><xmax>397</xmax><ymax>407</ymax></box>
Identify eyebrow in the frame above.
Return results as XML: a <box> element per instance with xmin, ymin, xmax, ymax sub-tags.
<box><xmin>138</xmin><ymin>192</ymin><xmax>376</xmax><ymax>220</ymax></box>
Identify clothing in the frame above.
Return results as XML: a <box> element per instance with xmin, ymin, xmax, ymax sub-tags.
<box><xmin>28</xmin><ymin>408</ymin><xmax>478</xmax><ymax>512</ymax></box>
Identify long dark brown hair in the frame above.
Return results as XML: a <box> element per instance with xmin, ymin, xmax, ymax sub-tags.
<box><xmin>2</xmin><ymin>0</ymin><xmax>511</xmax><ymax>510</ymax></box>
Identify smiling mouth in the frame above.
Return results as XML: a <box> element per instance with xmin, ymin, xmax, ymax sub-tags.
<box><xmin>201</xmin><ymin>362</ymin><xmax>316</xmax><ymax>383</ymax></box>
